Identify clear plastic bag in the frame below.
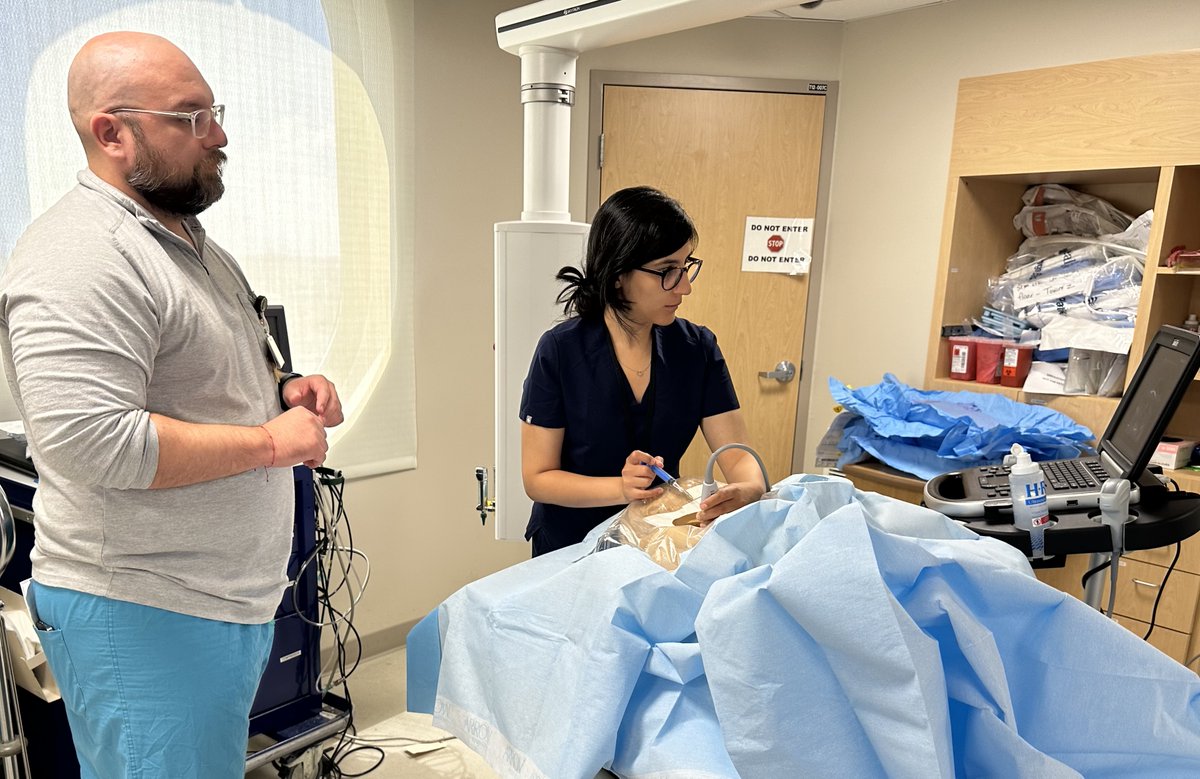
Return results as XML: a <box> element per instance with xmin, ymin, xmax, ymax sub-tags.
<box><xmin>591</xmin><ymin>477</ymin><xmax>713</xmax><ymax>571</ymax></box>
<box><xmin>1004</xmin><ymin>212</ymin><xmax>1151</xmax><ymax>275</ymax></box>
<box><xmin>1062</xmin><ymin>349</ymin><xmax>1097</xmax><ymax>394</ymax></box>
<box><xmin>1096</xmin><ymin>353</ymin><xmax>1129</xmax><ymax>397</ymax></box>
<box><xmin>988</xmin><ymin>255</ymin><xmax>1143</xmax><ymax>320</ymax></box>
<box><xmin>1063</xmin><ymin>348</ymin><xmax>1125</xmax><ymax>396</ymax></box>
<box><xmin>1013</xmin><ymin>184</ymin><xmax>1133</xmax><ymax>238</ymax></box>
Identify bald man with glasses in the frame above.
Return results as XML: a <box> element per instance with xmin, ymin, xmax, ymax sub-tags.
<box><xmin>0</xmin><ymin>32</ymin><xmax>342</xmax><ymax>777</ymax></box>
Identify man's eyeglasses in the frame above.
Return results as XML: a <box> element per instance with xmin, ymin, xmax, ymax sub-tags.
<box><xmin>110</xmin><ymin>105</ymin><xmax>225</xmax><ymax>138</ymax></box>
<box><xmin>635</xmin><ymin>257</ymin><xmax>703</xmax><ymax>290</ymax></box>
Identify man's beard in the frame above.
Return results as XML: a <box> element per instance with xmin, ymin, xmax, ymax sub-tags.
<box><xmin>125</xmin><ymin>123</ymin><xmax>225</xmax><ymax>217</ymax></box>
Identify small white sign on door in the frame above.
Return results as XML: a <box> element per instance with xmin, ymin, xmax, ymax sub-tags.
<box><xmin>742</xmin><ymin>216</ymin><xmax>814</xmax><ymax>274</ymax></box>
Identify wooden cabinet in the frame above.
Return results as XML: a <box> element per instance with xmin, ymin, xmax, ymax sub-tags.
<box><xmin>923</xmin><ymin>51</ymin><xmax>1200</xmax><ymax>668</ymax></box>
<box><xmin>836</xmin><ymin>461</ymin><xmax>925</xmax><ymax>504</ymax></box>
<box><xmin>837</xmin><ymin>463</ymin><xmax>1200</xmax><ymax>665</ymax></box>
<box><xmin>1030</xmin><ymin>537</ymin><xmax>1200</xmax><ymax>666</ymax></box>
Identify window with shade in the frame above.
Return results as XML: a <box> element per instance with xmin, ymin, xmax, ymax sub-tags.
<box><xmin>0</xmin><ymin>0</ymin><xmax>416</xmax><ymax>477</ymax></box>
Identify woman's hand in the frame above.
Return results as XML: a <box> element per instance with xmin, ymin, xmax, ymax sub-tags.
<box><xmin>621</xmin><ymin>450</ymin><xmax>666</xmax><ymax>503</ymax></box>
<box><xmin>696</xmin><ymin>480</ymin><xmax>764</xmax><ymax>523</ymax></box>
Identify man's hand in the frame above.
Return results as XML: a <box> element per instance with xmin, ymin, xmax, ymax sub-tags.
<box><xmin>281</xmin><ymin>375</ymin><xmax>343</xmax><ymax>426</ymax></box>
<box><xmin>263</xmin><ymin>407</ymin><xmax>328</xmax><ymax>469</ymax></box>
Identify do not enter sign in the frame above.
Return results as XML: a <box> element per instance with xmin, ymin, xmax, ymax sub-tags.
<box><xmin>742</xmin><ymin>216</ymin><xmax>814</xmax><ymax>274</ymax></box>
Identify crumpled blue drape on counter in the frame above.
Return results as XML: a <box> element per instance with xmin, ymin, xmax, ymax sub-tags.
<box><xmin>411</xmin><ymin>475</ymin><xmax>1200</xmax><ymax>779</ymax></box>
<box><xmin>830</xmin><ymin>373</ymin><xmax>1096</xmax><ymax>479</ymax></box>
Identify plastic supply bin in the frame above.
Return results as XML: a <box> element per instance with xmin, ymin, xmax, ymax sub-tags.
<box><xmin>948</xmin><ymin>336</ymin><xmax>976</xmax><ymax>381</ymax></box>
<box><xmin>1000</xmin><ymin>343</ymin><xmax>1035</xmax><ymax>388</ymax></box>
<box><xmin>974</xmin><ymin>339</ymin><xmax>1008</xmax><ymax>384</ymax></box>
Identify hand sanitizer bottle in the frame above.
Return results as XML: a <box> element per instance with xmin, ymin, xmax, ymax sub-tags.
<box><xmin>1009</xmin><ymin>443</ymin><xmax>1051</xmax><ymax>557</ymax></box>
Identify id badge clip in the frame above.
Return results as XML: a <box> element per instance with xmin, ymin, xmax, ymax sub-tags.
<box><xmin>254</xmin><ymin>295</ymin><xmax>286</xmax><ymax>371</ymax></box>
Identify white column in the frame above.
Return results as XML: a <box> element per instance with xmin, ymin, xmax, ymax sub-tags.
<box><xmin>518</xmin><ymin>45</ymin><xmax>577</xmax><ymax>222</ymax></box>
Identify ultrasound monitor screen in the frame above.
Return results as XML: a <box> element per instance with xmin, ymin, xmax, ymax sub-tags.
<box><xmin>1101</xmin><ymin>327</ymin><xmax>1200</xmax><ymax>478</ymax></box>
<box><xmin>1108</xmin><ymin>346</ymin><xmax>1188</xmax><ymax>467</ymax></box>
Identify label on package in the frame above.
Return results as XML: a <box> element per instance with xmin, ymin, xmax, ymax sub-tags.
<box><xmin>1010</xmin><ymin>269</ymin><xmax>1091</xmax><ymax>309</ymax></box>
<box><xmin>951</xmin><ymin>344</ymin><xmax>969</xmax><ymax>374</ymax></box>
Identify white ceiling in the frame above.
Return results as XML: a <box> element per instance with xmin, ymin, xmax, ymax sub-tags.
<box><xmin>750</xmin><ymin>0</ymin><xmax>955</xmax><ymax>22</ymax></box>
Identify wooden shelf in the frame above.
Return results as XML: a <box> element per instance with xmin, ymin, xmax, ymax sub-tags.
<box><xmin>1162</xmin><ymin>468</ymin><xmax>1200</xmax><ymax>494</ymax></box>
<box><xmin>927</xmin><ymin>377</ymin><xmax>1020</xmax><ymax>398</ymax></box>
<box><xmin>926</xmin><ymin>51</ymin><xmax>1200</xmax><ymax>667</ymax></box>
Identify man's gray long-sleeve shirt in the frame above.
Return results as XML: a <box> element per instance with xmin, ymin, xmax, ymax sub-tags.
<box><xmin>0</xmin><ymin>170</ymin><xmax>293</xmax><ymax>624</ymax></box>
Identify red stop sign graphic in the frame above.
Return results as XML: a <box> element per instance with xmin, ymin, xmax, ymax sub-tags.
<box><xmin>766</xmin><ymin>235</ymin><xmax>785</xmax><ymax>253</ymax></box>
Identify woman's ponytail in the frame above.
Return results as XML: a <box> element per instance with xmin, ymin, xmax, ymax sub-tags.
<box><xmin>555</xmin><ymin>265</ymin><xmax>602</xmax><ymax>319</ymax></box>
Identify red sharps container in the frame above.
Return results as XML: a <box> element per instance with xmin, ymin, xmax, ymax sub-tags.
<box><xmin>948</xmin><ymin>336</ymin><xmax>976</xmax><ymax>380</ymax></box>
<box><xmin>974</xmin><ymin>339</ymin><xmax>1008</xmax><ymax>385</ymax></box>
<box><xmin>1001</xmin><ymin>343</ymin><xmax>1034</xmax><ymax>388</ymax></box>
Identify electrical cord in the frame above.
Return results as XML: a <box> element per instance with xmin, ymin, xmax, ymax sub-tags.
<box><xmin>1078</xmin><ymin>475</ymin><xmax>1181</xmax><ymax>648</ymax></box>
<box><xmin>701</xmin><ymin>443</ymin><xmax>771</xmax><ymax>502</ymax></box>
<box><xmin>273</xmin><ymin>466</ymin><xmax>379</xmax><ymax>778</ymax></box>
<box><xmin>1105</xmin><ymin>551</ymin><xmax>1119</xmax><ymax>619</ymax></box>
<box><xmin>1141</xmin><ymin>542</ymin><xmax>1180</xmax><ymax>642</ymax></box>
<box><xmin>1079</xmin><ymin>543</ymin><xmax>1179</xmax><ymax>641</ymax></box>
<box><xmin>1080</xmin><ymin>558</ymin><xmax>1111</xmax><ymax>590</ymax></box>
<box><xmin>345</xmin><ymin>734</ymin><xmax>457</xmax><ymax>746</ymax></box>
<box><xmin>1095</xmin><ymin>478</ymin><xmax>1132</xmax><ymax>619</ymax></box>
<box><xmin>292</xmin><ymin>468</ymin><xmax>372</xmax><ymax>686</ymax></box>
<box><xmin>1173</xmin><ymin>471</ymin><xmax>1195</xmax><ymax>672</ymax></box>
<box><xmin>314</xmin><ymin>467</ymin><xmax>380</xmax><ymax>777</ymax></box>
<box><xmin>1138</xmin><ymin>479</ymin><xmax>1182</xmax><ymax>642</ymax></box>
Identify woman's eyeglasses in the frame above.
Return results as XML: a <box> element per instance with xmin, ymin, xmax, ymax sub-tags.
<box><xmin>635</xmin><ymin>257</ymin><xmax>703</xmax><ymax>290</ymax></box>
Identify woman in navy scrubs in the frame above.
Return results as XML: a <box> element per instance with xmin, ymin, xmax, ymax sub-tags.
<box><xmin>520</xmin><ymin>186</ymin><xmax>767</xmax><ymax>556</ymax></box>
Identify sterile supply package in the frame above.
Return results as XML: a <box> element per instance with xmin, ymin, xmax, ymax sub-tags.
<box><xmin>591</xmin><ymin>477</ymin><xmax>712</xmax><ymax>571</ymax></box>
<box><xmin>412</xmin><ymin>475</ymin><xmax>1200</xmax><ymax>779</ymax></box>
<box><xmin>1004</xmin><ymin>209</ymin><xmax>1152</xmax><ymax>276</ymax></box>
<box><xmin>1062</xmin><ymin>348</ymin><xmax>1127</xmax><ymax>396</ymax></box>
<box><xmin>828</xmin><ymin>373</ymin><xmax>1095</xmax><ymax>480</ymax></box>
<box><xmin>985</xmin><ymin>200</ymin><xmax>1150</xmax><ymax>350</ymax></box>
<box><xmin>1038</xmin><ymin>315</ymin><xmax>1135</xmax><ymax>354</ymax></box>
<box><xmin>1149</xmin><ymin>437</ymin><xmax>1196</xmax><ymax>470</ymax></box>
<box><xmin>1012</xmin><ymin>183</ymin><xmax>1133</xmax><ymax>238</ymax></box>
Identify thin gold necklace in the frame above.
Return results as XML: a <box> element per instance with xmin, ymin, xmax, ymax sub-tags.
<box><xmin>621</xmin><ymin>358</ymin><xmax>651</xmax><ymax>378</ymax></box>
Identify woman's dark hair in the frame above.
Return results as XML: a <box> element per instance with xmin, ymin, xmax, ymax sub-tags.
<box><xmin>556</xmin><ymin>186</ymin><xmax>697</xmax><ymax>331</ymax></box>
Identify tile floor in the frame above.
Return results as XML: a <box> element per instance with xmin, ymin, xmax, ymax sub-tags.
<box><xmin>246</xmin><ymin>646</ymin><xmax>499</xmax><ymax>778</ymax></box>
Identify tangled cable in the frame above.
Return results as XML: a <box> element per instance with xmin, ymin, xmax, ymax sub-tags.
<box><xmin>276</xmin><ymin>466</ymin><xmax>380</xmax><ymax>777</ymax></box>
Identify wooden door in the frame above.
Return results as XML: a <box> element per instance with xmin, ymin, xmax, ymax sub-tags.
<box><xmin>599</xmin><ymin>84</ymin><xmax>826</xmax><ymax>486</ymax></box>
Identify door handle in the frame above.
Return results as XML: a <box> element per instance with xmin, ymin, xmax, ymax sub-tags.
<box><xmin>759</xmin><ymin>360</ymin><xmax>796</xmax><ymax>383</ymax></box>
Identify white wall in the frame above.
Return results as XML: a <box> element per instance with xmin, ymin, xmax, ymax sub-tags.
<box><xmin>342</xmin><ymin>0</ymin><xmax>531</xmax><ymax>651</ymax></box>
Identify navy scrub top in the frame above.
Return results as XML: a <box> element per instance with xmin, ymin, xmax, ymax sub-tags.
<box><xmin>519</xmin><ymin>316</ymin><xmax>740</xmax><ymax>553</ymax></box>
